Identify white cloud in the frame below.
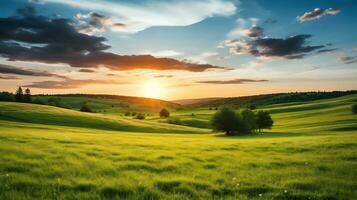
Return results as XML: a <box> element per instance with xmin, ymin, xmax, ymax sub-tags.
<box><xmin>227</xmin><ymin>18</ymin><xmax>259</xmax><ymax>38</ymax></box>
<box><xmin>43</xmin><ymin>0</ymin><xmax>237</xmax><ymax>33</ymax></box>
<box><xmin>139</xmin><ymin>50</ymin><xmax>183</xmax><ymax>58</ymax></box>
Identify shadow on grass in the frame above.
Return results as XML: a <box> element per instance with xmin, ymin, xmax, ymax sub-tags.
<box><xmin>213</xmin><ymin>131</ymin><xmax>304</xmax><ymax>139</ymax></box>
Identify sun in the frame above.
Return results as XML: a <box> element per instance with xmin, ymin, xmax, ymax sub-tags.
<box><xmin>141</xmin><ymin>79</ymin><xmax>166</xmax><ymax>99</ymax></box>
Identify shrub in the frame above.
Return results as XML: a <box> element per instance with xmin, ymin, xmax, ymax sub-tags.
<box><xmin>166</xmin><ymin>117</ymin><xmax>182</xmax><ymax>125</ymax></box>
<box><xmin>131</xmin><ymin>112</ymin><xmax>137</xmax><ymax>116</ymax></box>
<box><xmin>159</xmin><ymin>108</ymin><xmax>170</xmax><ymax>118</ymax></box>
<box><xmin>135</xmin><ymin>113</ymin><xmax>146</xmax><ymax>120</ymax></box>
<box><xmin>80</xmin><ymin>102</ymin><xmax>93</xmax><ymax>112</ymax></box>
<box><xmin>256</xmin><ymin>110</ymin><xmax>274</xmax><ymax>132</ymax></box>
<box><xmin>0</xmin><ymin>92</ymin><xmax>14</xmax><ymax>102</ymax></box>
<box><xmin>124</xmin><ymin>111</ymin><xmax>131</xmax><ymax>116</ymax></box>
<box><xmin>32</xmin><ymin>98</ymin><xmax>45</xmax><ymax>105</ymax></box>
<box><xmin>352</xmin><ymin>104</ymin><xmax>357</xmax><ymax>114</ymax></box>
<box><xmin>211</xmin><ymin>107</ymin><xmax>248</xmax><ymax>135</ymax></box>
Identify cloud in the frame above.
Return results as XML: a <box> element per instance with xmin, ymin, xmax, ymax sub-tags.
<box><xmin>297</xmin><ymin>8</ymin><xmax>340</xmax><ymax>22</ymax></box>
<box><xmin>42</xmin><ymin>0</ymin><xmax>237</xmax><ymax>33</ymax></box>
<box><xmin>196</xmin><ymin>78</ymin><xmax>268</xmax><ymax>84</ymax></box>
<box><xmin>75</xmin><ymin>12</ymin><xmax>126</xmax><ymax>34</ymax></box>
<box><xmin>23</xmin><ymin>78</ymin><xmax>124</xmax><ymax>89</ymax></box>
<box><xmin>0</xmin><ymin>7</ymin><xmax>227</xmax><ymax>72</ymax></box>
<box><xmin>227</xmin><ymin>18</ymin><xmax>259</xmax><ymax>38</ymax></box>
<box><xmin>140</xmin><ymin>50</ymin><xmax>183</xmax><ymax>58</ymax></box>
<box><xmin>339</xmin><ymin>56</ymin><xmax>357</xmax><ymax>64</ymax></box>
<box><xmin>0</xmin><ymin>75</ymin><xmax>19</xmax><ymax>80</ymax></box>
<box><xmin>241</xmin><ymin>26</ymin><xmax>264</xmax><ymax>38</ymax></box>
<box><xmin>154</xmin><ymin>75</ymin><xmax>174</xmax><ymax>78</ymax></box>
<box><xmin>0</xmin><ymin>64</ymin><xmax>66</xmax><ymax>78</ymax></box>
<box><xmin>223</xmin><ymin>34</ymin><xmax>327</xmax><ymax>59</ymax></box>
<box><xmin>78</xmin><ymin>68</ymin><xmax>95</xmax><ymax>73</ymax></box>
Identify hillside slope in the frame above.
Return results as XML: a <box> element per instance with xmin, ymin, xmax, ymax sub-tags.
<box><xmin>0</xmin><ymin>102</ymin><xmax>207</xmax><ymax>133</ymax></box>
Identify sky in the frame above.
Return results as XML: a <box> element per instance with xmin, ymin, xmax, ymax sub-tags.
<box><xmin>0</xmin><ymin>0</ymin><xmax>356</xmax><ymax>100</ymax></box>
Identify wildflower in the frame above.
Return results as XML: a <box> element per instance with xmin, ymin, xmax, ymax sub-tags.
<box><xmin>284</xmin><ymin>189</ymin><xmax>287</xmax><ymax>193</ymax></box>
<box><xmin>258</xmin><ymin>193</ymin><xmax>262</xmax><ymax>197</ymax></box>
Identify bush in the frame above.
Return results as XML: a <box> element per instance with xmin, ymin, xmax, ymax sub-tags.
<box><xmin>80</xmin><ymin>102</ymin><xmax>93</xmax><ymax>112</ymax></box>
<box><xmin>0</xmin><ymin>92</ymin><xmax>14</xmax><ymax>102</ymax></box>
<box><xmin>124</xmin><ymin>111</ymin><xmax>131</xmax><ymax>116</ymax></box>
<box><xmin>159</xmin><ymin>108</ymin><xmax>170</xmax><ymax>118</ymax></box>
<box><xmin>352</xmin><ymin>104</ymin><xmax>357</xmax><ymax>114</ymax></box>
<box><xmin>131</xmin><ymin>112</ymin><xmax>137</xmax><ymax>116</ymax></box>
<box><xmin>135</xmin><ymin>113</ymin><xmax>146</xmax><ymax>120</ymax></box>
<box><xmin>166</xmin><ymin>117</ymin><xmax>182</xmax><ymax>125</ymax></box>
<box><xmin>256</xmin><ymin>110</ymin><xmax>274</xmax><ymax>132</ymax></box>
<box><xmin>211</xmin><ymin>107</ymin><xmax>248</xmax><ymax>135</ymax></box>
<box><xmin>32</xmin><ymin>98</ymin><xmax>45</xmax><ymax>105</ymax></box>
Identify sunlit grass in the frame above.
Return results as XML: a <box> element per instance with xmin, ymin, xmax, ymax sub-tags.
<box><xmin>0</xmin><ymin>95</ymin><xmax>356</xmax><ymax>199</ymax></box>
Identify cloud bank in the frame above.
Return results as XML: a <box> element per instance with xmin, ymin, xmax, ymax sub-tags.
<box><xmin>0</xmin><ymin>7</ymin><xmax>226</xmax><ymax>72</ymax></box>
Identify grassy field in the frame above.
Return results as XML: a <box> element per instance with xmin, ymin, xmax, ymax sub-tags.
<box><xmin>0</xmin><ymin>95</ymin><xmax>356</xmax><ymax>199</ymax></box>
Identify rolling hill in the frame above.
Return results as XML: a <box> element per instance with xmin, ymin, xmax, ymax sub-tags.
<box><xmin>0</xmin><ymin>94</ymin><xmax>356</xmax><ymax>199</ymax></box>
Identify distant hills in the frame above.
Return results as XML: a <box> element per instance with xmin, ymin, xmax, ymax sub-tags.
<box><xmin>173</xmin><ymin>91</ymin><xmax>357</xmax><ymax>108</ymax></box>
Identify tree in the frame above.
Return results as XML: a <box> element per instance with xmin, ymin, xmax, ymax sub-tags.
<box><xmin>80</xmin><ymin>102</ymin><xmax>93</xmax><ymax>112</ymax></box>
<box><xmin>211</xmin><ymin>107</ymin><xmax>247</xmax><ymax>135</ymax></box>
<box><xmin>159</xmin><ymin>108</ymin><xmax>170</xmax><ymax>118</ymax></box>
<box><xmin>15</xmin><ymin>87</ymin><xmax>23</xmax><ymax>102</ymax></box>
<box><xmin>0</xmin><ymin>92</ymin><xmax>15</xmax><ymax>102</ymax></box>
<box><xmin>241</xmin><ymin>109</ymin><xmax>257</xmax><ymax>133</ymax></box>
<box><xmin>256</xmin><ymin>110</ymin><xmax>274</xmax><ymax>132</ymax></box>
<box><xmin>135</xmin><ymin>113</ymin><xmax>146</xmax><ymax>120</ymax></box>
<box><xmin>23</xmin><ymin>88</ymin><xmax>32</xmax><ymax>103</ymax></box>
<box><xmin>352</xmin><ymin>104</ymin><xmax>357</xmax><ymax>114</ymax></box>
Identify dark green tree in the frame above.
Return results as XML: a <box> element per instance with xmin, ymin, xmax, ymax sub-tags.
<box><xmin>15</xmin><ymin>87</ymin><xmax>24</xmax><ymax>102</ymax></box>
<box><xmin>80</xmin><ymin>102</ymin><xmax>93</xmax><ymax>112</ymax></box>
<box><xmin>352</xmin><ymin>104</ymin><xmax>357</xmax><ymax>114</ymax></box>
<box><xmin>159</xmin><ymin>108</ymin><xmax>170</xmax><ymax>118</ymax></box>
<box><xmin>23</xmin><ymin>88</ymin><xmax>32</xmax><ymax>103</ymax></box>
<box><xmin>211</xmin><ymin>107</ymin><xmax>247</xmax><ymax>135</ymax></box>
<box><xmin>241</xmin><ymin>109</ymin><xmax>257</xmax><ymax>133</ymax></box>
<box><xmin>256</xmin><ymin>110</ymin><xmax>274</xmax><ymax>132</ymax></box>
<box><xmin>0</xmin><ymin>92</ymin><xmax>15</xmax><ymax>102</ymax></box>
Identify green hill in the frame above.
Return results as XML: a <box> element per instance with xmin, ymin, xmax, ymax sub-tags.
<box><xmin>0</xmin><ymin>102</ymin><xmax>206</xmax><ymax>133</ymax></box>
<box><xmin>32</xmin><ymin>94</ymin><xmax>181</xmax><ymax>114</ymax></box>
<box><xmin>0</xmin><ymin>94</ymin><xmax>356</xmax><ymax>199</ymax></box>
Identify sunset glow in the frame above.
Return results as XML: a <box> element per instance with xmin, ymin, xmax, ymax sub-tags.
<box><xmin>141</xmin><ymin>79</ymin><xmax>166</xmax><ymax>99</ymax></box>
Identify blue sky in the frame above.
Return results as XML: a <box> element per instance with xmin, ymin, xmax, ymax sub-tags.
<box><xmin>0</xmin><ymin>0</ymin><xmax>356</xmax><ymax>99</ymax></box>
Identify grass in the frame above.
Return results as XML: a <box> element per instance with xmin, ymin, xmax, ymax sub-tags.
<box><xmin>0</xmin><ymin>95</ymin><xmax>356</xmax><ymax>199</ymax></box>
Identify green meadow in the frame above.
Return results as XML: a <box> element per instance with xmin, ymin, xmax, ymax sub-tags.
<box><xmin>0</xmin><ymin>95</ymin><xmax>357</xmax><ymax>199</ymax></box>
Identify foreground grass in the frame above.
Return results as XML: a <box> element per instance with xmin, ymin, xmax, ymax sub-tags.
<box><xmin>0</xmin><ymin>95</ymin><xmax>356</xmax><ymax>199</ymax></box>
<box><xmin>1</xmin><ymin>123</ymin><xmax>356</xmax><ymax>199</ymax></box>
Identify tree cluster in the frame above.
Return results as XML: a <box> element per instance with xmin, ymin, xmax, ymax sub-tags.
<box><xmin>211</xmin><ymin>107</ymin><xmax>273</xmax><ymax>135</ymax></box>
<box><xmin>14</xmin><ymin>87</ymin><xmax>32</xmax><ymax>103</ymax></box>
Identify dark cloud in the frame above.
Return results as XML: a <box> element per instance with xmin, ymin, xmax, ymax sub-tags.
<box><xmin>154</xmin><ymin>75</ymin><xmax>174</xmax><ymax>78</ymax></box>
<box><xmin>297</xmin><ymin>8</ymin><xmax>340</xmax><ymax>22</ymax></box>
<box><xmin>316</xmin><ymin>48</ymin><xmax>337</xmax><ymax>54</ymax></box>
<box><xmin>244</xmin><ymin>26</ymin><xmax>264</xmax><ymax>38</ymax></box>
<box><xmin>196</xmin><ymin>78</ymin><xmax>268</xmax><ymax>84</ymax></box>
<box><xmin>0</xmin><ymin>64</ymin><xmax>66</xmax><ymax>78</ymax></box>
<box><xmin>23</xmin><ymin>78</ymin><xmax>124</xmax><ymax>89</ymax></box>
<box><xmin>0</xmin><ymin>7</ymin><xmax>226</xmax><ymax>72</ymax></box>
<box><xmin>339</xmin><ymin>56</ymin><xmax>357</xmax><ymax>64</ymax></box>
<box><xmin>227</xmin><ymin>34</ymin><xmax>326</xmax><ymax>59</ymax></box>
<box><xmin>78</xmin><ymin>68</ymin><xmax>95</xmax><ymax>73</ymax></box>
